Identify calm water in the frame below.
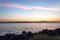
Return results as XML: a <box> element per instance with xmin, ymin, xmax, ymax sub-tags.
<box><xmin>0</xmin><ymin>23</ymin><xmax>60</xmax><ymax>35</ymax></box>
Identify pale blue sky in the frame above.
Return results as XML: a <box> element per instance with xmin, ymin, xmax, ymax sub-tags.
<box><xmin>0</xmin><ymin>0</ymin><xmax>60</xmax><ymax>21</ymax></box>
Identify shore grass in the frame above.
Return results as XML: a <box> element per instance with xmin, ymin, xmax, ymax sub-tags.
<box><xmin>29</xmin><ymin>34</ymin><xmax>60</xmax><ymax>40</ymax></box>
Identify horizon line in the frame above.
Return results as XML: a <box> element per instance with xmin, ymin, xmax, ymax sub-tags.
<box><xmin>0</xmin><ymin>21</ymin><xmax>60</xmax><ymax>23</ymax></box>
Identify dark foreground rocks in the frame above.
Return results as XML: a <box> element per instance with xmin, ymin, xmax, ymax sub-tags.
<box><xmin>0</xmin><ymin>28</ymin><xmax>60</xmax><ymax>40</ymax></box>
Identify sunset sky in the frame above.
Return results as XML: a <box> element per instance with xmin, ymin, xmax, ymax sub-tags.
<box><xmin>0</xmin><ymin>0</ymin><xmax>60</xmax><ymax>22</ymax></box>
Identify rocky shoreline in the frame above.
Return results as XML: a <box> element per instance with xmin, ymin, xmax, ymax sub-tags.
<box><xmin>0</xmin><ymin>28</ymin><xmax>60</xmax><ymax>40</ymax></box>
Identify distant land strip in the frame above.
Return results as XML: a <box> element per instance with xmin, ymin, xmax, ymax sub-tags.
<box><xmin>0</xmin><ymin>21</ymin><xmax>60</xmax><ymax>23</ymax></box>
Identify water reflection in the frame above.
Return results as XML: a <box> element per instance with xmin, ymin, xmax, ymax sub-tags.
<box><xmin>0</xmin><ymin>23</ymin><xmax>60</xmax><ymax>35</ymax></box>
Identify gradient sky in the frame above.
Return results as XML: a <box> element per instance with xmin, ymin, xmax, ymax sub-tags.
<box><xmin>0</xmin><ymin>0</ymin><xmax>60</xmax><ymax>22</ymax></box>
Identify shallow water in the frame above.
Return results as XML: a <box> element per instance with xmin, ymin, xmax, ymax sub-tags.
<box><xmin>0</xmin><ymin>23</ymin><xmax>60</xmax><ymax>35</ymax></box>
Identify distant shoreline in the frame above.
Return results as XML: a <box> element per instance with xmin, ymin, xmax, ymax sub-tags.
<box><xmin>0</xmin><ymin>21</ymin><xmax>60</xmax><ymax>23</ymax></box>
<box><xmin>0</xmin><ymin>22</ymin><xmax>60</xmax><ymax>23</ymax></box>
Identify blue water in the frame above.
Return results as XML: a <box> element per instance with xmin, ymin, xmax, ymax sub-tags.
<box><xmin>0</xmin><ymin>23</ymin><xmax>60</xmax><ymax>35</ymax></box>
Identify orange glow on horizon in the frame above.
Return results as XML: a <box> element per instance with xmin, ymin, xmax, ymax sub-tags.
<box><xmin>0</xmin><ymin>18</ymin><xmax>60</xmax><ymax>22</ymax></box>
